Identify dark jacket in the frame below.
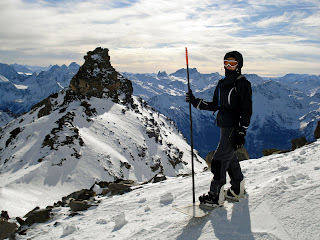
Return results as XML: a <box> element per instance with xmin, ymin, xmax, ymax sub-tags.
<box><xmin>196</xmin><ymin>72</ymin><xmax>252</xmax><ymax>129</ymax></box>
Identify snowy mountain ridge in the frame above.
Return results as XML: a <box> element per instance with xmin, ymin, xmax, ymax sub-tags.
<box><xmin>1</xmin><ymin>60</ymin><xmax>320</xmax><ymax>158</ymax></box>
<box><xmin>0</xmin><ymin>62</ymin><xmax>80</xmax><ymax>117</ymax></box>
<box><xmin>10</xmin><ymin>63</ymin><xmax>51</xmax><ymax>75</ymax></box>
<box><xmin>273</xmin><ymin>73</ymin><xmax>320</xmax><ymax>97</ymax></box>
<box><xmin>0</xmin><ymin>48</ymin><xmax>205</xmax><ymax>218</ymax></box>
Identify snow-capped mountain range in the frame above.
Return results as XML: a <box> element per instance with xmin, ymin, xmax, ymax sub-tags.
<box><xmin>123</xmin><ymin>70</ymin><xmax>320</xmax><ymax>158</ymax></box>
<box><xmin>0</xmin><ymin>62</ymin><xmax>80</xmax><ymax>117</ymax></box>
<box><xmin>10</xmin><ymin>63</ymin><xmax>51</xmax><ymax>75</ymax></box>
<box><xmin>1</xmin><ymin>62</ymin><xmax>320</xmax><ymax>159</ymax></box>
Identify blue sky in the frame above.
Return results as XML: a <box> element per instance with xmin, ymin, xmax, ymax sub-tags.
<box><xmin>0</xmin><ymin>0</ymin><xmax>319</xmax><ymax>77</ymax></box>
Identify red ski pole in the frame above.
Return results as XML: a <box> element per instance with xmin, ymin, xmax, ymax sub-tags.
<box><xmin>185</xmin><ymin>47</ymin><xmax>195</xmax><ymax>203</ymax></box>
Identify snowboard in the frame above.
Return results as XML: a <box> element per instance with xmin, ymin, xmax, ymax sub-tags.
<box><xmin>175</xmin><ymin>201</ymin><xmax>221</xmax><ymax>218</ymax></box>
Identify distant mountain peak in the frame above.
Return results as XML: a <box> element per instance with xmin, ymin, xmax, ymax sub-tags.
<box><xmin>69</xmin><ymin>62</ymin><xmax>79</xmax><ymax>68</ymax></box>
<box><xmin>171</xmin><ymin>67</ymin><xmax>200</xmax><ymax>77</ymax></box>
<box><xmin>157</xmin><ymin>71</ymin><xmax>168</xmax><ymax>78</ymax></box>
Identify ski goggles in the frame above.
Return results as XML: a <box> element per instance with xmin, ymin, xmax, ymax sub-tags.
<box><xmin>224</xmin><ymin>59</ymin><xmax>238</xmax><ymax>67</ymax></box>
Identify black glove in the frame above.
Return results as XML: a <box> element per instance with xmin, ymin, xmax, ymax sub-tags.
<box><xmin>232</xmin><ymin>127</ymin><xmax>246</xmax><ymax>150</ymax></box>
<box><xmin>186</xmin><ymin>90</ymin><xmax>198</xmax><ymax>108</ymax></box>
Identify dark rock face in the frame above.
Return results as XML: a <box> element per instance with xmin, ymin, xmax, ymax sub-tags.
<box><xmin>100</xmin><ymin>180</ymin><xmax>136</xmax><ymax>196</ymax></box>
<box><xmin>235</xmin><ymin>147</ymin><xmax>250</xmax><ymax>161</ymax></box>
<box><xmin>22</xmin><ymin>208</ymin><xmax>52</xmax><ymax>226</ymax></box>
<box><xmin>62</xmin><ymin>189</ymin><xmax>95</xmax><ymax>202</ymax></box>
<box><xmin>262</xmin><ymin>149</ymin><xmax>290</xmax><ymax>156</ymax></box>
<box><xmin>68</xmin><ymin>201</ymin><xmax>91</xmax><ymax>212</ymax></box>
<box><xmin>291</xmin><ymin>137</ymin><xmax>307</xmax><ymax>150</ymax></box>
<box><xmin>70</xmin><ymin>47</ymin><xmax>133</xmax><ymax>105</ymax></box>
<box><xmin>0</xmin><ymin>220</ymin><xmax>17</xmax><ymax>240</ymax></box>
<box><xmin>315</xmin><ymin>121</ymin><xmax>320</xmax><ymax>139</ymax></box>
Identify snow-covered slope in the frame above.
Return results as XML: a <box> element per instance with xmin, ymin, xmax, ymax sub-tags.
<box><xmin>0</xmin><ymin>74</ymin><xmax>26</xmax><ymax>111</ymax></box>
<box><xmin>0</xmin><ymin>48</ymin><xmax>205</xmax><ymax>217</ymax></box>
<box><xmin>0</xmin><ymin>63</ymin><xmax>22</xmax><ymax>83</ymax></box>
<box><xmin>10</xmin><ymin>139</ymin><xmax>320</xmax><ymax>240</ymax></box>
<box><xmin>0</xmin><ymin>94</ymin><xmax>204</xmax><ymax>217</ymax></box>
<box><xmin>0</xmin><ymin>110</ymin><xmax>15</xmax><ymax>127</ymax></box>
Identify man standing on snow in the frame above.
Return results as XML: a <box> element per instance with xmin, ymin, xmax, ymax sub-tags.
<box><xmin>186</xmin><ymin>51</ymin><xmax>252</xmax><ymax>206</ymax></box>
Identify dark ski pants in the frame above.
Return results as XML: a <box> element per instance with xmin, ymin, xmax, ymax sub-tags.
<box><xmin>209</xmin><ymin>127</ymin><xmax>244</xmax><ymax>197</ymax></box>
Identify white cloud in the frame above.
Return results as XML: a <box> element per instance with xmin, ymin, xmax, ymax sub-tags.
<box><xmin>0</xmin><ymin>0</ymin><xmax>320</xmax><ymax>76</ymax></box>
<box><xmin>256</xmin><ymin>12</ymin><xmax>300</xmax><ymax>28</ymax></box>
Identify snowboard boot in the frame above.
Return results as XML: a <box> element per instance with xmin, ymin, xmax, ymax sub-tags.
<box><xmin>199</xmin><ymin>186</ymin><xmax>225</xmax><ymax>207</ymax></box>
<box><xmin>225</xmin><ymin>179</ymin><xmax>246</xmax><ymax>201</ymax></box>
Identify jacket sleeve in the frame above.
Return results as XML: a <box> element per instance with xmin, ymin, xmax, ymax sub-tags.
<box><xmin>195</xmin><ymin>84</ymin><xmax>219</xmax><ymax>111</ymax></box>
<box><xmin>238</xmin><ymin>79</ymin><xmax>252</xmax><ymax>130</ymax></box>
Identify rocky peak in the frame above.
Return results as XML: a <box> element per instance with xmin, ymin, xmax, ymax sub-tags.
<box><xmin>70</xmin><ymin>47</ymin><xmax>133</xmax><ymax>105</ymax></box>
<box><xmin>68</xmin><ymin>62</ymin><xmax>80</xmax><ymax>68</ymax></box>
<box><xmin>157</xmin><ymin>71</ymin><xmax>168</xmax><ymax>78</ymax></box>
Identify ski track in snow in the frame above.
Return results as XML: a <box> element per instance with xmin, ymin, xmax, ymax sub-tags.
<box><xmin>10</xmin><ymin>140</ymin><xmax>320</xmax><ymax>240</ymax></box>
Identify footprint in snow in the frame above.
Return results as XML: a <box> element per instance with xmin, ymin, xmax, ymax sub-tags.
<box><xmin>299</xmin><ymin>150</ymin><xmax>306</xmax><ymax>155</ymax></box>
<box><xmin>286</xmin><ymin>173</ymin><xmax>310</xmax><ymax>185</ymax></box>
<box><xmin>113</xmin><ymin>212</ymin><xmax>127</xmax><ymax>231</ymax></box>
<box><xmin>61</xmin><ymin>224</ymin><xmax>77</xmax><ymax>237</ymax></box>
<box><xmin>160</xmin><ymin>192</ymin><xmax>174</xmax><ymax>205</ymax></box>
<box><xmin>292</xmin><ymin>156</ymin><xmax>306</xmax><ymax>164</ymax></box>
<box><xmin>278</xmin><ymin>166</ymin><xmax>289</xmax><ymax>171</ymax></box>
<box><xmin>144</xmin><ymin>206</ymin><xmax>151</xmax><ymax>212</ymax></box>
<box><xmin>96</xmin><ymin>219</ymin><xmax>107</xmax><ymax>224</ymax></box>
<box><xmin>138</xmin><ymin>197</ymin><xmax>147</xmax><ymax>203</ymax></box>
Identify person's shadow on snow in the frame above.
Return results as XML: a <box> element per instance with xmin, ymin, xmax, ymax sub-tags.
<box><xmin>177</xmin><ymin>196</ymin><xmax>254</xmax><ymax>240</ymax></box>
<box><xmin>176</xmin><ymin>213</ymin><xmax>211</xmax><ymax>240</ymax></box>
<box><xmin>211</xmin><ymin>196</ymin><xmax>254</xmax><ymax>240</ymax></box>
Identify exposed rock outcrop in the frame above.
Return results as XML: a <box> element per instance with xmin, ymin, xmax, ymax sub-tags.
<box><xmin>262</xmin><ymin>149</ymin><xmax>290</xmax><ymax>156</ymax></box>
<box><xmin>68</xmin><ymin>201</ymin><xmax>91</xmax><ymax>212</ymax></box>
<box><xmin>62</xmin><ymin>189</ymin><xmax>96</xmax><ymax>202</ymax></box>
<box><xmin>263</xmin><ymin>136</ymin><xmax>310</xmax><ymax>156</ymax></box>
<box><xmin>0</xmin><ymin>220</ymin><xmax>17</xmax><ymax>240</ymax></box>
<box><xmin>100</xmin><ymin>180</ymin><xmax>137</xmax><ymax>196</ymax></box>
<box><xmin>235</xmin><ymin>148</ymin><xmax>250</xmax><ymax>161</ymax></box>
<box><xmin>22</xmin><ymin>208</ymin><xmax>52</xmax><ymax>226</ymax></box>
<box><xmin>291</xmin><ymin>137</ymin><xmax>308</xmax><ymax>150</ymax></box>
<box><xmin>70</xmin><ymin>47</ymin><xmax>133</xmax><ymax>105</ymax></box>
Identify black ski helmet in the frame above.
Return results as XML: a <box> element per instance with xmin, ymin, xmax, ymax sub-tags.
<box><xmin>224</xmin><ymin>51</ymin><xmax>243</xmax><ymax>74</ymax></box>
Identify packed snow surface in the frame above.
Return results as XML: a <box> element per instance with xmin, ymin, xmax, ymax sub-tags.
<box><xmin>11</xmin><ymin>140</ymin><xmax>320</xmax><ymax>240</ymax></box>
